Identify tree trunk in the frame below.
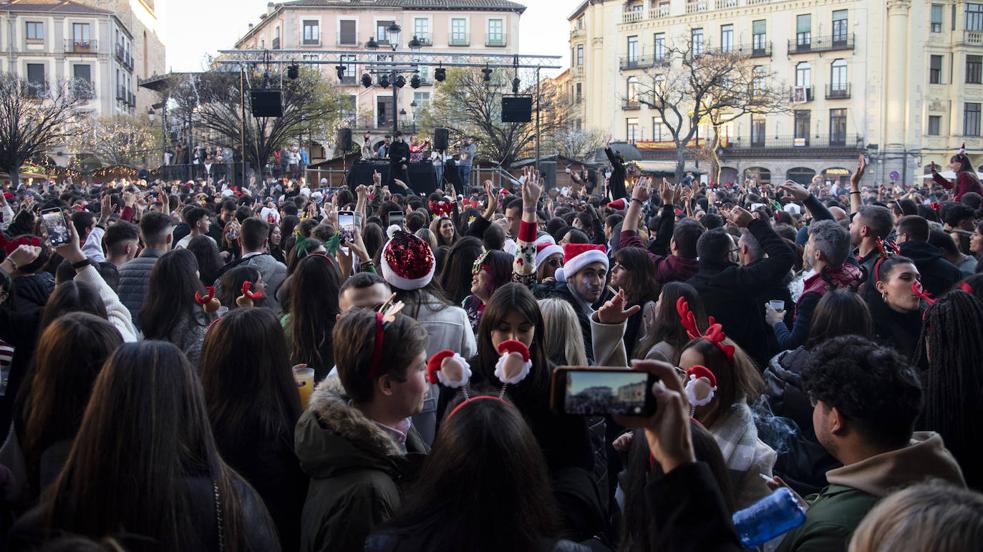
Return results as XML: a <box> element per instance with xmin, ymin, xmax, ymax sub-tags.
<box><xmin>674</xmin><ymin>144</ymin><xmax>686</xmax><ymax>182</ymax></box>
<box><xmin>3</xmin><ymin>164</ymin><xmax>19</xmax><ymax>189</ymax></box>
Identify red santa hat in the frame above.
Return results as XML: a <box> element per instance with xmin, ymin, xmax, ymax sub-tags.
<box><xmin>381</xmin><ymin>230</ymin><xmax>436</xmax><ymax>291</ymax></box>
<box><xmin>608</xmin><ymin>198</ymin><xmax>627</xmax><ymax>210</ymax></box>
<box><xmin>555</xmin><ymin>243</ymin><xmax>608</xmax><ymax>283</ymax></box>
<box><xmin>535</xmin><ymin>241</ymin><xmax>563</xmax><ymax>268</ymax></box>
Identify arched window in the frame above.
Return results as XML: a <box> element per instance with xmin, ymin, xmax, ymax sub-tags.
<box><xmin>627</xmin><ymin>76</ymin><xmax>640</xmax><ymax>101</ymax></box>
<box><xmin>830</xmin><ymin>59</ymin><xmax>847</xmax><ymax>92</ymax></box>
<box><xmin>795</xmin><ymin>62</ymin><xmax>811</xmax><ymax>87</ymax></box>
<box><xmin>744</xmin><ymin>167</ymin><xmax>771</xmax><ymax>185</ymax></box>
<box><xmin>786</xmin><ymin>167</ymin><xmax>817</xmax><ymax>185</ymax></box>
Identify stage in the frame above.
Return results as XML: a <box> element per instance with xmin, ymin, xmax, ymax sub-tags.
<box><xmin>345</xmin><ymin>160</ymin><xmax>444</xmax><ymax>196</ymax></box>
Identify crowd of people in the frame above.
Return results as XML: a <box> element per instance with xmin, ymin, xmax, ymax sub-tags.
<box><xmin>0</xmin><ymin>143</ymin><xmax>980</xmax><ymax>552</ymax></box>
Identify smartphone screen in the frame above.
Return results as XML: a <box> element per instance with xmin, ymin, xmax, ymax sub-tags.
<box><xmin>553</xmin><ymin>368</ymin><xmax>654</xmax><ymax>416</ymax></box>
<box><xmin>389</xmin><ymin>211</ymin><xmax>404</xmax><ymax>227</ymax></box>
<box><xmin>339</xmin><ymin>211</ymin><xmax>355</xmax><ymax>241</ymax></box>
<box><xmin>41</xmin><ymin>209</ymin><xmax>70</xmax><ymax>246</ymax></box>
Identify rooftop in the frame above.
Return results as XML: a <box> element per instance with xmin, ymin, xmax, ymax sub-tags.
<box><xmin>279</xmin><ymin>0</ymin><xmax>526</xmax><ymax>12</ymax></box>
<box><xmin>4</xmin><ymin>0</ymin><xmax>112</xmax><ymax>15</ymax></box>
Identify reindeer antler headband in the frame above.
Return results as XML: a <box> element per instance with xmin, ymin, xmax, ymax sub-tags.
<box><xmin>676</xmin><ymin>297</ymin><xmax>735</xmax><ymax>360</ymax></box>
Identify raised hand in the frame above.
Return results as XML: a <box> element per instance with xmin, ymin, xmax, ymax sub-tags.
<box><xmin>596</xmin><ymin>289</ymin><xmax>642</xmax><ymax>324</ymax></box>
<box><xmin>522</xmin><ymin>175</ymin><xmax>543</xmax><ymax>208</ymax></box>
<box><xmin>726</xmin><ymin>206</ymin><xmax>754</xmax><ymax>228</ymax></box>
<box><xmin>631</xmin><ymin>177</ymin><xmax>651</xmax><ymax>202</ymax></box>
<box><xmin>778</xmin><ymin>180</ymin><xmax>812</xmax><ymax>202</ymax></box>
<box><xmin>659</xmin><ymin>177</ymin><xmax>675</xmax><ymax>205</ymax></box>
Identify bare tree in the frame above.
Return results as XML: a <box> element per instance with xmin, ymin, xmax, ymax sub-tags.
<box><xmin>0</xmin><ymin>73</ymin><xmax>86</xmax><ymax>186</ymax></box>
<box><xmin>635</xmin><ymin>40</ymin><xmax>788</xmax><ymax>181</ymax></box>
<box><xmin>556</xmin><ymin>127</ymin><xmax>606</xmax><ymax>162</ymax></box>
<box><xmin>417</xmin><ymin>68</ymin><xmax>568</xmax><ymax>167</ymax></box>
<box><xmin>159</xmin><ymin>68</ymin><xmax>341</xmax><ymax>177</ymax></box>
<box><xmin>67</xmin><ymin>115</ymin><xmax>161</xmax><ymax>167</ymax></box>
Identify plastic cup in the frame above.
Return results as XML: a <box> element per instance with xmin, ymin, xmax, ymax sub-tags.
<box><xmin>768</xmin><ymin>300</ymin><xmax>785</xmax><ymax>312</ymax></box>
<box><xmin>293</xmin><ymin>365</ymin><xmax>315</xmax><ymax>409</ymax></box>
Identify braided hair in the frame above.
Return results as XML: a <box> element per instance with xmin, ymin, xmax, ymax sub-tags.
<box><xmin>915</xmin><ymin>290</ymin><xmax>983</xmax><ymax>486</ymax></box>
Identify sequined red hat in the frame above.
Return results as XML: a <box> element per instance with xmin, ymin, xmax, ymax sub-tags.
<box><xmin>381</xmin><ymin>230</ymin><xmax>436</xmax><ymax>290</ymax></box>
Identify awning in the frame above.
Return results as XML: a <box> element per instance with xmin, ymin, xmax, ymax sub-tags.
<box><xmin>634</xmin><ymin>160</ymin><xmax>701</xmax><ymax>174</ymax></box>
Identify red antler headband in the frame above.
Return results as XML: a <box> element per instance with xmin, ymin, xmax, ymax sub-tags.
<box><xmin>959</xmin><ymin>282</ymin><xmax>974</xmax><ymax>294</ymax></box>
<box><xmin>367</xmin><ymin>299</ymin><xmax>406</xmax><ymax>380</ymax></box>
<box><xmin>675</xmin><ymin>297</ymin><xmax>735</xmax><ymax>360</ymax></box>
<box><xmin>194</xmin><ymin>286</ymin><xmax>221</xmax><ymax>313</ymax></box>
<box><xmin>235</xmin><ymin>280</ymin><xmax>265</xmax><ymax>307</ymax></box>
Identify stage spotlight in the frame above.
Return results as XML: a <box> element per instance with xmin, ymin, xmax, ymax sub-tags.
<box><xmin>410</xmin><ymin>74</ymin><xmax>421</xmax><ymax>89</ymax></box>
<box><xmin>336</xmin><ymin>65</ymin><xmax>346</xmax><ymax>80</ymax></box>
<box><xmin>512</xmin><ymin>77</ymin><xmax>521</xmax><ymax>94</ymax></box>
<box><xmin>361</xmin><ymin>73</ymin><xmax>373</xmax><ymax>88</ymax></box>
<box><xmin>434</xmin><ymin>67</ymin><xmax>446</xmax><ymax>82</ymax></box>
<box><xmin>394</xmin><ymin>75</ymin><xmax>406</xmax><ymax>88</ymax></box>
<box><xmin>379</xmin><ymin>74</ymin><xmax>390</xmax><ymax>88</ymax></box>
<box><xmin>481</xmin><ymin>66</ymin><xmax>493</xmax><ymax>82</ymax></box>
<box><xmin>287</xmin><ymin>64</ymin><xmax>299</xmax><ymax>80</ymax></box>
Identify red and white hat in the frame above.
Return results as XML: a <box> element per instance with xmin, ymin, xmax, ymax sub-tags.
<box><xmin>555</xmin><ymin>243</ymin><xmax>608</xmax><ymax>283</ymax></box>
<box><xmin>381</xmin><ymin>230</ymin><xmax>436</xmax><ymax>290</ymax></box>
<box><xmin>535</xmin><ymin>235</ymin><xmax>563</xmax><ymax>268</ymax></box>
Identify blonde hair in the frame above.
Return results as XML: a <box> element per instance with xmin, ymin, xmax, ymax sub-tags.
<box><xmin>537</xmin><ymin>298</ymin><xmax>587</xmax><ymax>367</ymax></box>
<box><xmin>849</xmin><ymin>482</ymin><xmax>983</xmax><ymax>552</ymax></box>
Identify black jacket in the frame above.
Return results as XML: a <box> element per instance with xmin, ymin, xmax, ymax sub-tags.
<box><xmin>687</xmin><ymin>219</ymin><xmax>795</xmax><ymax>365</ymax></box>
<box><xmin>899</xmin><ymin>240</ymin><xmax>963</xmax><ymax>298</ymax></box>
<box><xmin>866</xmin><ymin>292</ymin><xmax>924</xmax><ymax>360</ymax></box>
<box><xmin>604</xmin><ymin>148</ymin><xmax>627</xmax><ymax>200</ymax></box>
<box><xmin>388</xmin><ymin>141</ymin><xmax>411</xmax><ymax>165</ymax></box>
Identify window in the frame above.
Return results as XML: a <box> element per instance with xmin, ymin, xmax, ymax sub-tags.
<box><xmin>796</xmin><ymin>14</ymin><xmax>811</xmax><ymax>48</ymax></box>
<box><xmin>72</xmin><ymin>64</ymin><xmax>91</xmax><ymax>96</ymax></box>
<box><xmin>626</xmin><ymin>76</ymin><xmax>640</xmax><ymax>101</ymax></box>
<box><xmin>414</xmin><ymin>17</ymin><xmax>430</xmax><ymax>43</ymax></box>
<box><xmin>831</xmin><ymin>10</ymin><xmax>848</xmax><ymax>44</ymax></box>
<box><xmin>654</xmin><ymin>33</ymin><xmax>665</xmax><ymax>61</ymax></box>
<box><xmin>795</xmin><ymin>61</ymin><xmax>811</xmax><ymax>87</ymax></box>
<box><xmin>965</xmin><ymin>102</ymin><xmax>981</xmax><ymax>136</ymax></box>
<box><xmin>575</xmin><ymin>83</ymin><xmax>582</xmax><ymax>103</ymax></box>
<box><xmin>487</xmin><ymin>19</ymin><xmax>504</xmax><ymax>45</ymax></box>
<box><xmin>830</xmin><ymin>59</ymin><xmax>847</xmax><ymax>91</ymax></box>
<box><xmin>25</xmin><ymin>21</ymin><xmax>43</xmax><ymax>41</ymax></box>
<box><xmin>968</xmin><ymin>3</ymin><xmax>983</xmax><ymax>32</ymax></box>
<box><xmin>26</xmin><ymin>63</ymin><xmax>45</xmax><ymax>94</ymax></box>
<box><xmin>794</xmin><ymin>110</ymin><xmax>811</xmax><ymax>144</ymax></box>
<box><xmin>931</xmin><ymin>4</ymin><xmax>943</xmax><ymax>33</ymax></box>
<box><xmin>340</xmin><ymin>54</ymin><xmax>356</xmax><ymax>82</ymax></box>
<box><xmin>752</xmin><ymin>65</ymin><xmax>766</xmax><ymax>94</ymax></box>
<box><xmin>338</xmin><ymin>19</ymin><xmax>356</xmax><ymax>45</ymax></box>
<box><xmin>627</xmin><ymin>35</ymin><xmax>639</xmax><ymax>63</ymax></box>
<box><xmin>968</xmin><ymin>55</ymin><xmax>982</xmax><ymax>84</ymax></box>
<box><xmin>928</xmin><ymin>115</ymin><xmax>942</xmax><ymax>136</ymax></box>
<box><xmin>691</xmin><ymin>28</ymin><xmax>704</xmax><ymax>55</ymax></box>
<box><xmin>72</xmin><ymin>23</ymin><xmax>91</xmax><ymax>43</ymax></box>
<box><xmin>577</xmin><ymin>45</ymin><xmax>584</xmax><ymax>66</ymax></box>
<box><xmin>340</xmin><ymin>94</ymin><xmax>356</xmax><ymax>123</ymax></box>
<box><xmin>752</xmin><ymin>20</ymin><xmax>766</xmax><ymax>52</ymax></box>
<box><xmin>627</xmin><ymin>118</ymin><xmax>639</xmax><ymax>142</ymax></box>
<box><xmin>829</xmin><ymin>109</ymin><xmax>847</xmax><ymax>146</ymax></box>
<box><xmin>653</xmin><ymin>118</ymin><xmax>666</xmax><ymax>141</ymax></box>
<box><xmin>451</xmin><ymin>18</ymin><xmax>468</xmax><ymax>44</ymax></box>
<box><xmin>751</xmin><ymin>116</ymin><xmax>766</xmax><ymax>146</ymax></box>
<box><xmin>377</xmin><ymin>20</ymin><xmax>395</xmax><ymax>43</ymax></box>
<box><xmin>720</xmin><ymin>24</ymin><xmax>733</xmax><ymax>52</ymax></box>
<box><xmin>303</xmin><ymin>20</ymin><xmax>320</xmax><ymax>44</ymax></box>
<box><xmin>930</xmin><ymin>55</ymin><xmax>943</xmax><ymax>84</ymax></box>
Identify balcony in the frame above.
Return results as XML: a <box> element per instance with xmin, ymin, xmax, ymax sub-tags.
<box><xmin>622</xmin><ymin>9</ymin><xmax>644</xmax><ymax>24</ymax></box>
<box><xmin>65</xmin><ymin>39</ymin><xmax>97</xmax><ymax>54</ymax></box>
<box><xmin>23</xmin><ymin>82</ymin><xmax>47</xmax><ymax>99</ymax></box>
<box><xmin>790</xmin><ymin>85</ymin><xmax>815</xmax><ymax>103</ymax></box>
<box><xmin>486</xmin><ymin>36</ymin><xmax>507</xmax><ymax>47</ymax></box>
<box><xmin>826</xmin><ymin>83</ymin><xmax>851</xmax><ymax>100</ymax></box>
<box><xmin>715</xmin><ymin>0</ymin><xmax>740</xmax><ymax>7</ymax></box>
<box><xmin>115</xmin><ymin>45</ymin><xmax>133</xmax><ymax>70</ymax></box>
<box><xmin>413</xmin><ymin>33</ymin><xmax>433</xmax><ymax>46</ymax></box>
<box><xmin>570</xmin><ymin>27</ymin><xmax>585</xmax><ymax>40</ymax></box>
<box><xmin>128</xmin><ymin>92</ymin><xmax>136</xmax><ymax>108</ymax></box>
<box><xmin>573</xmin><ymin>65</ymin><xmax>584</xmax><ymax>77</ymax></box>
<box><xmin>965</xmin><ymin>30</ymin><xmax>983</xmax><ymax>45</ymax></box>
<box><xmin>733</xmin><ymin>42</ymin><xmax>772</xmax><ymax>58</ymax></box>
<box><xmin>116</xmin><ymin>86</ymin><xmax>126</xmax><ymax>102</ymax></box>
<box><xmin>724</xmin><ymin>134</ymin><xmax>863</xmax><ymax>153</ymax></box>
<box><xmin>788</xmin><ymin>33</ymin><xmax>855</xmax><ymax>55</ymax></box>
<box><xmin>622</xmin><ymin>99</ymin><xmax>641</xmax><ymax>110</ymax></box>
<box><xmin>449</xmin><ymin>34</ymin><xmax>470</xmax><ymax>47</ymax></box>
<box><xmin>272</xmin><ymin>37</ymin><xmax>281</xmax><ymax>50</ymax></box>
<box><xmin>685</xmin><ymin>0</ymin><xmax>710</xmax><ymax>14</ymax></box>
<box><xmin>620</xmin><ymin>55</ymin><xmax>658</xmax><ymax>70</ymax></box>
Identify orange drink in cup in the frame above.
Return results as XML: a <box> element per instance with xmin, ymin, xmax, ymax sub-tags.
<box><xmin>293</xmin><ymin>364</ymin><xmax>315</xmax><ymax>409</ymax></box>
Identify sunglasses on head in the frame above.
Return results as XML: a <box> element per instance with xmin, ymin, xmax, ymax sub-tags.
<box><xmin>472</xmin><ymin>251</ymin><xmax>491</xmax><ymax>275</ymax></box>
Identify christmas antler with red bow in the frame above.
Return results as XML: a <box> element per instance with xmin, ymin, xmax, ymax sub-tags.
<box><xmin>194</xmin><ymin>286</ymin><xmax>221</xmax><ymax>313</ymax></box>
<box><xmin>676</xmin><ymin>297</ymin><xmax>736</xmax><ymax>360</ymax></box>
<box><xmin>235</xmin><ymin>280</ymin><xmax>265</xmax><ymax>308</ymax></box>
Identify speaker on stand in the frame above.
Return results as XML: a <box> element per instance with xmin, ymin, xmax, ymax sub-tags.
<box><xmin>250</xmin><ymin>89</ymin><xmax>283</xmax><ymax>118</ymax></box>
<box><xmin>433</xmin><ymin>128</ymin><xmax>450</xmax><ymax>192</ymax></box>
<box><xmin>337</xmin><ymin>128</ymin><xmax>353</xmax><ymax>190</ymax></box>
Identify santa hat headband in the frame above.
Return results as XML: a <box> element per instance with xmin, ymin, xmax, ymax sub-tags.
<box><xmin>535</xmin><ymin>242</ymin><xmax>563</xmax><ymax>267</ymax></box>
<box><xmin>555</xmin><ymin>243</ymin><xmax>608</xmax><ymax>283</ymax></box>
<box><xmin>381</xmin><ymin>230</ymin><xmax>436</xmax><ymax>290</ymax></box>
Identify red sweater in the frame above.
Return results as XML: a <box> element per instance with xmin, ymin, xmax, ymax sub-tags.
<box><xmin>933</xmin><ymin>170</ymin><xmax>983</xmax><ymax>200</ymax></box>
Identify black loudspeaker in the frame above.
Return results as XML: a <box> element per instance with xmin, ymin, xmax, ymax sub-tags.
<box><xmin>539</xmin><ymin>161</ymin><xmax>556</xmax><ymax>190</ymax></box>
<box><xmin>501</xmin><ymin>96</ymin><xmax>532</xmax><ymax>123</ymax></box>
<box><xmin>434</xmin><ymin>127</ymin><xmax>449</xmax><ymax>151</ymax></box>
<box><xmin>337</xmin><ymin>128</ymin><xmax>353</xmax><ymax>151</ymax></box>
<box><xmin>250</xmin><ymin>89</ymin><xmax>283</xmax><ymax>117</ymax></box>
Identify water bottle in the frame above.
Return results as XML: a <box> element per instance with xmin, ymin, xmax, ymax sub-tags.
<box><xmin>732</xmin><ymin>487</ymin><xmax>807</xmax><ymax>549</ymax></box>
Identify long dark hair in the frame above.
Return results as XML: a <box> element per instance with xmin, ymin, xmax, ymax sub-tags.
<box><xmin>42</xmin><ymin>341</ymin><xmax>267</xmax><ymax>551</ymax></box>
<box><xmin>139</xmin><ymin>249</ymin><xmax>207</xmax><ymax>341</ymax></box>
<box><xmin>381</xmin><ymin>397</ymin><xmax>558</xmax><ymax>551</ymax></box>
<box><xmin>187</xmin><ymin>235</ymin><xmax>223</xmax><ymax>287</ymax></box>
<box><xmin>474</xmin><ymin>284</ymin><xmax>550</xmax><ymax>406</ymax></box>
<box><xmin>635</xmin><ymin>282</ymin><xmax>706</xmax><ymax>360</ymax></box>
<box><xmin>476</xmin><ymin>250</ymin><xmax>514</xmax><ymax>296</ymax></box>
<box><xmin>952</xmin><ymin>153</ymin><xmax>976</xmax><ymax>174</ymax></box>
<box><xmin>200</xmin><ymin>308</ymin><xmax>301</xmax><ymax>447</ymax></box>
<box><xmin>437</xmin><ymin>236</ymin><xmax>483</xmax><ymax>305</ymax></box>
<box><xmin>805</xmin><ymin>289</ymin><xmax>874</xmax><ymax>348</ymax></box>
<box><xmin>39</xmin><ymin>280</ymin><xmax>107</xmax><ymax>331</ymax></box>
<box><xmin>20</xmin><ymin>313</ymin><xmax>121</xmax><ymax>485</ymax></box>
<box><xmin>288</xmin><ymin>253</ymin><xmax>342</xmax><ymax>377</ymax></box>
<box><xmin>916</xmin><ymin>291</ymin><xmax>983</xmax><ymax>486</ymax></box>
<box><xmin>613</xmin><ymin>246</ymin><xmax>658</xmax><ymax>304</ymax></box>
<box><xmin>677</xmin><ymin>339</ymin><xmax>763</xmax><ymax>429</ymax></box>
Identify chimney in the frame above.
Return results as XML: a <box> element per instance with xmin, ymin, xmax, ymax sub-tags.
<box><xmin>267</xmin><ymin>2</ymin><xmax>275</xmax><ymax>15</ymax></box>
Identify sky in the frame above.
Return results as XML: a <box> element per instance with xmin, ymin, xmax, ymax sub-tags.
<box><xmin>162</xmin><ymin>0</ymin><xmax>581</xmax><ymax>75</ymax></box>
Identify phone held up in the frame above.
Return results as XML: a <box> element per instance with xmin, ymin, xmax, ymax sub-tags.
<box><xmin>550</xmin><ymin>366</ymin><xmax>657</xmax><ymax>417</ymax></box>
<box><xmin>338</xmin><ymin>210</ymin><xmax>356</xmax><ymax>242</ymax></box>
<box><xmin>41</xmin><ymin>208</ymin><xmax>71</xmax><ymax>247</ymax></box>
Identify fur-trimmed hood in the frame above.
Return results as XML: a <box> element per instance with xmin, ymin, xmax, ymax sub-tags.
<box><xmin>295</xmin><ymin>375</ymin><xmax>425</xmax><ymax>480</ymax></box>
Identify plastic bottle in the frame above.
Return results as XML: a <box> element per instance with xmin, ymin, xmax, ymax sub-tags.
<box><xmin>732</xmin><ymin>487</ymin><xmax>807</xmax><ymax>548</ymax></box>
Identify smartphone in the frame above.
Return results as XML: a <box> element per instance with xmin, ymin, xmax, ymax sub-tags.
<box><xmin>389</xmin><ymin>211</ymin><xmax>404</xmax><ymax>227</ymax></box>
<box><xmin>550</xmin><ymin>366</ymin><xmax>657</xmax><ymax>417</ymax></box>
<box><xmin>338</xmin><ymin>210</ymin><xmax>355</xmax><ymax>242</ymax></box>
<box><xmin>41</xmin><ymin>208</ymin><xmax>70</xmax><ymax>246</ymax></box>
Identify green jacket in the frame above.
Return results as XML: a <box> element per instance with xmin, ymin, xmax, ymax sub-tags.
<box><xmin>295</xmin><ymin>376</ymin><xmax>428</xmax><ymax>552</ymax></box>
<box><xmin>776</xmin><ymin>432</ymin><xmax>965</xmax><ymax>552</ymax></box>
